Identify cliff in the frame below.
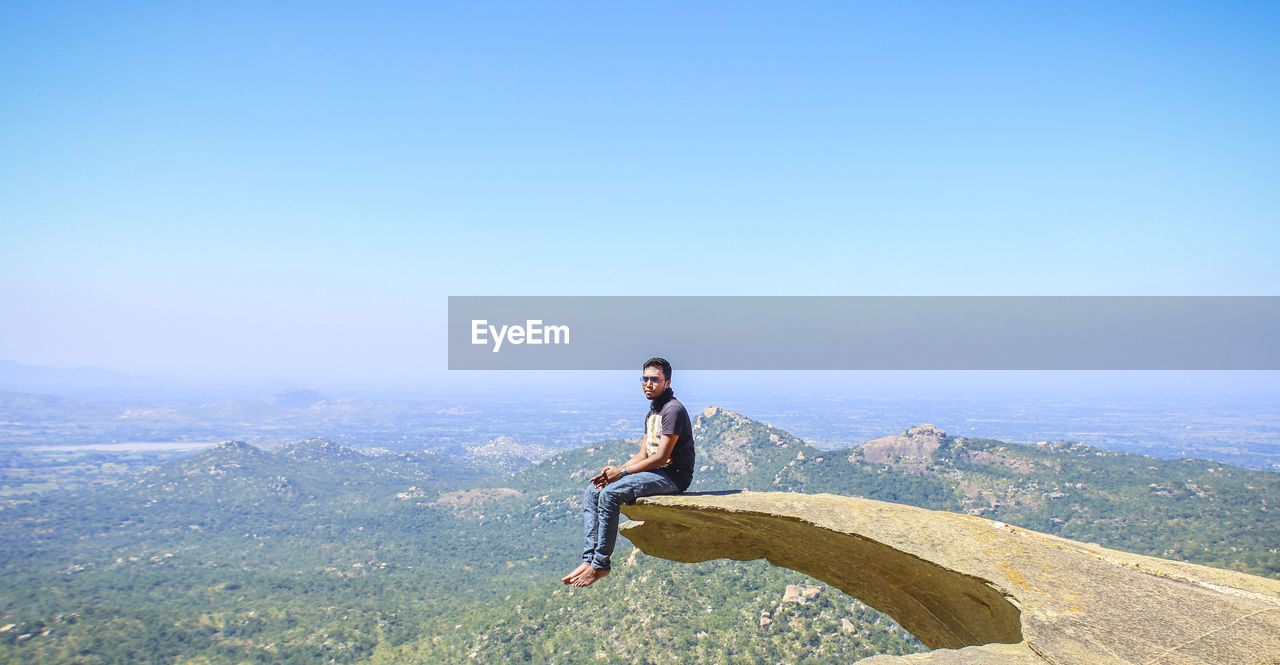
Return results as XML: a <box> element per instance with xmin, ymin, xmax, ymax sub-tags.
<box><xmin>620</xmin><ymin>491</ymin><xmax>1280</xmax><ymax>665</ymax></box>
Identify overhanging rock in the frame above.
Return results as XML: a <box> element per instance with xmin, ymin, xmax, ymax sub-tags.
<box><xmin>619</xmin><ymin>491</ymin><xmax>1280</xmax><ymax>665</ymax></box>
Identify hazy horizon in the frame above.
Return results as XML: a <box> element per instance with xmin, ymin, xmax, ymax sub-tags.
<box><xmin>4</xmin><ymin>356</ymin><xmax>1278</xmax><ymax>403</ymax></box>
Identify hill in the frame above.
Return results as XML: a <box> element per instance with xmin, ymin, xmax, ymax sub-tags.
<box><xmin>0</xmin><ymin>410</ymin><xmax>1277</xmax><ymax>664</ymax></box>
<box><xmin>508</xmin><ymin>407</ymin><xmax>1280</xmax><ymax>575</ymax></box>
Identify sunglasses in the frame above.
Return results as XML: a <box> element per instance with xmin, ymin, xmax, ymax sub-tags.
<box><xmin>641</xmin><ymin>376</ymin><xmax>665</xmax><ymax>384</ymax></box>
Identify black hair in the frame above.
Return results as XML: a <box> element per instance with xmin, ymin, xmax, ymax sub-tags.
<box><xmin>643</xmin><ymin>357</ymin><xmax>672</xmax><ymax>381</ymax></box>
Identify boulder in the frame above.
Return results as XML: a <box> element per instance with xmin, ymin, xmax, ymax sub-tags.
<box><xmin>861</xmin><ymin>425</ymin><xmax>947</xmax><ymax>464</ymax></box>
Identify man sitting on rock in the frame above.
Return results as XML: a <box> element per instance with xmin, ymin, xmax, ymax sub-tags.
<box><xmin>563</xmin><ymin>357</ymin><xmax>695</xmax><ymax>587</ymax></box>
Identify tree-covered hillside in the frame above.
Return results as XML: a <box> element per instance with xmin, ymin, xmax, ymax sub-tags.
<box><xmin>1</xmin><ymin>408</ymin><xmax>1276</xmax><ymax>664</ymax></box>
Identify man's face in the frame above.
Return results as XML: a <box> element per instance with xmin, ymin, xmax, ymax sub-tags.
<box><xmin>641</xmin><ymin>366</ymin><xmax>669</xmax><ymax>399</ymax></box>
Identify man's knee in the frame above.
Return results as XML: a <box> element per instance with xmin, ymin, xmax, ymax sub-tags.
<box><xmin>583</xmin><ymin>487</ymin><xmax>601</xmax><ymax>506</ymax></box>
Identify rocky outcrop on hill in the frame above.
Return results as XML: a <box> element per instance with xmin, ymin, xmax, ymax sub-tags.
<box><xmin>466</xmin><ymin>435</ymin><xmax>553</xmax><ymax>467</ymax></box>
<box><xmin>620</xmin><ymin>491</ymin><xmax>1280</xmax><ymax>665</ymax></box>
<box><xmin>782</xmin><ymin>583</ymin><xmax>822</xmax><ymax>604</ymax></box>
<box><xmin>276</xmin><ymin>437</ymin><xmax>365</xmax><ymax>463</ymax></box>
<box><xmin>859</xmin><ymin>424</ymin><xmax>947</xmax><ymax>464</ymax></box>
<box><xmin>689</xmin><ymin>407</ymin><xmax>810</xmax><ymax>482</ymax></box>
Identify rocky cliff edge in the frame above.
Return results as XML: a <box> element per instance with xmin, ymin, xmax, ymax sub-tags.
<box><xmin>620</xmin><ymin>491</ymin><xmax>1280</xmax><ymax>665</ymax></box>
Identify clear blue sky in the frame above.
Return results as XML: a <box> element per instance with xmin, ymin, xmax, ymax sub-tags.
<box><xmin>2</xmin><ymin>2</ymin><xmax>1278</xmax><ymax>388</ymax></box>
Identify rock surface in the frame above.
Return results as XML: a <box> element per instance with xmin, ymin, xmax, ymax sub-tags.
<box><xmin>860</xmin><ymin>424</ymin><xmax>947</xmax><ymax>463</ymax></box>
<box><xmin>782</xmin><ymin>583</ymin><xmax>822</xmax><ymax>604</ymax></box>
<box><xmin>619</xmin><ymin>491</ymin><xmax>1280</xmax><ymax>665</ymax></box>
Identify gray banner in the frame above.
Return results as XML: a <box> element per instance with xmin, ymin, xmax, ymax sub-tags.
<box><xmin>448</xmin><ymin>296</ymin><xmax>1279</xmax><ymax>370</ymax></box>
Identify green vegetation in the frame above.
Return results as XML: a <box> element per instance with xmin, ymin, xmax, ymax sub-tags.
<box><xmin>0</xmin><ymin>410</ymin><xmax>1277</xmax><ymax>664</ymax></box>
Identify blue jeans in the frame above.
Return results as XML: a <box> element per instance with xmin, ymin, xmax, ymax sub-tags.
<box><xmin>581</xmin><ymin>470</ymin><xmax>679</xmax><ymax>570</ymax></box>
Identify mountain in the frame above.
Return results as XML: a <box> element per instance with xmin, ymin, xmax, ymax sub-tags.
<box><xmin>0</xmin><ymin>359</ymin><xmax>158</xmax><ymax>391</ymax></box>
<box><xmin>125</xmin><ymin>437</ymin><xmax>487</xmax><ymax>503</ymax></box>
<box><xmin>1</xmin><ymin>410</ymin><xmax>1277</xmax><ymax>665</ymax></box>
<box><xmin>381</xmin><ymin>408</ymin><xmax>1280</xmax><ymax>663</ymax></box>
<box><xmin>0</xmin><ymin>437</ymin><xmax>515</xmax><ymax>665</ymax></box>
<box><xmin>464</xmin><ymin>434</ymin><xmax>554</xmax><ymax>469</ymax></box>
<box><xmin>264</xmin><ymin>389</ymin><xmax>329</xmax><ymax>409</ymax></box>
<box><xmin>859</xmin><ymin>423</ymin><xmax>947</xmax><ymax>463</ymax></box>
<box><xmin>509</xmin><ymin>408</ymin><xmax>1280</xmax><ymax>574</ymax></box>
<box><xmin>275</xmin><ymin>436</ymin><xmax>367</xmax><ymax>462</ymax></box>
<box><xmin>0</xmin><ymin>389</ymin><xmax>119</xmax><ymax>421</ymax></box>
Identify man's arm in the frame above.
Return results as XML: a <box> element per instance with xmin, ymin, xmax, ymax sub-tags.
<box><xmin>589</xmin><ymin>439</ymin><xmax>650</xmax><ymax>487</ymax></box>
<box><xmin>594</xmin><ymin>434</ymin><xmax>677</xmax><ymax>486</ymax></box>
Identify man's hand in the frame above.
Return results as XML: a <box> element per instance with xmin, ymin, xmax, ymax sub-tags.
<box><xmin>590</xmin><ymin>466</ymin><xmax>622</xmax><ymax>488</ymax></box>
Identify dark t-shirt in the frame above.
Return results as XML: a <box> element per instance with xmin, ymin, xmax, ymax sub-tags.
<box><xmin>644</xmin><ymin>389</ymin><xmax>695</xmax><ymax>492</ymax></box>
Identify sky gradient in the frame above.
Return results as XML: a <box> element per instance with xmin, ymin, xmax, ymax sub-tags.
<box><xmin>2</xmin><ymin>2</ymin><xmax>1278</xmax><ymax>387</ymax></box>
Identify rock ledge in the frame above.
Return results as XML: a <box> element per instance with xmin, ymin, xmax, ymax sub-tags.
<box><xmin>620</xmin><ymin>491</ymin><xmax>1280</xmax><ymax>665</ymax></box>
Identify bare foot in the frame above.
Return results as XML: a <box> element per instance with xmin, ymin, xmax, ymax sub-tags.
<box><xmin>571</xmin><ymin>566</ymin><xmax>610</xmax><ymax>587</ymax></box>
<box><xmin>562</xmin><ymin>563</ymin><xmax>589</xmax><ymax>584</ymax></box>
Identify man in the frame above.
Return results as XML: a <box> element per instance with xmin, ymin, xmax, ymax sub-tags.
<box><xmin>562</xmin><ymin>357</ymin><xmax>695</xmax><ymax>587</ymax></box>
